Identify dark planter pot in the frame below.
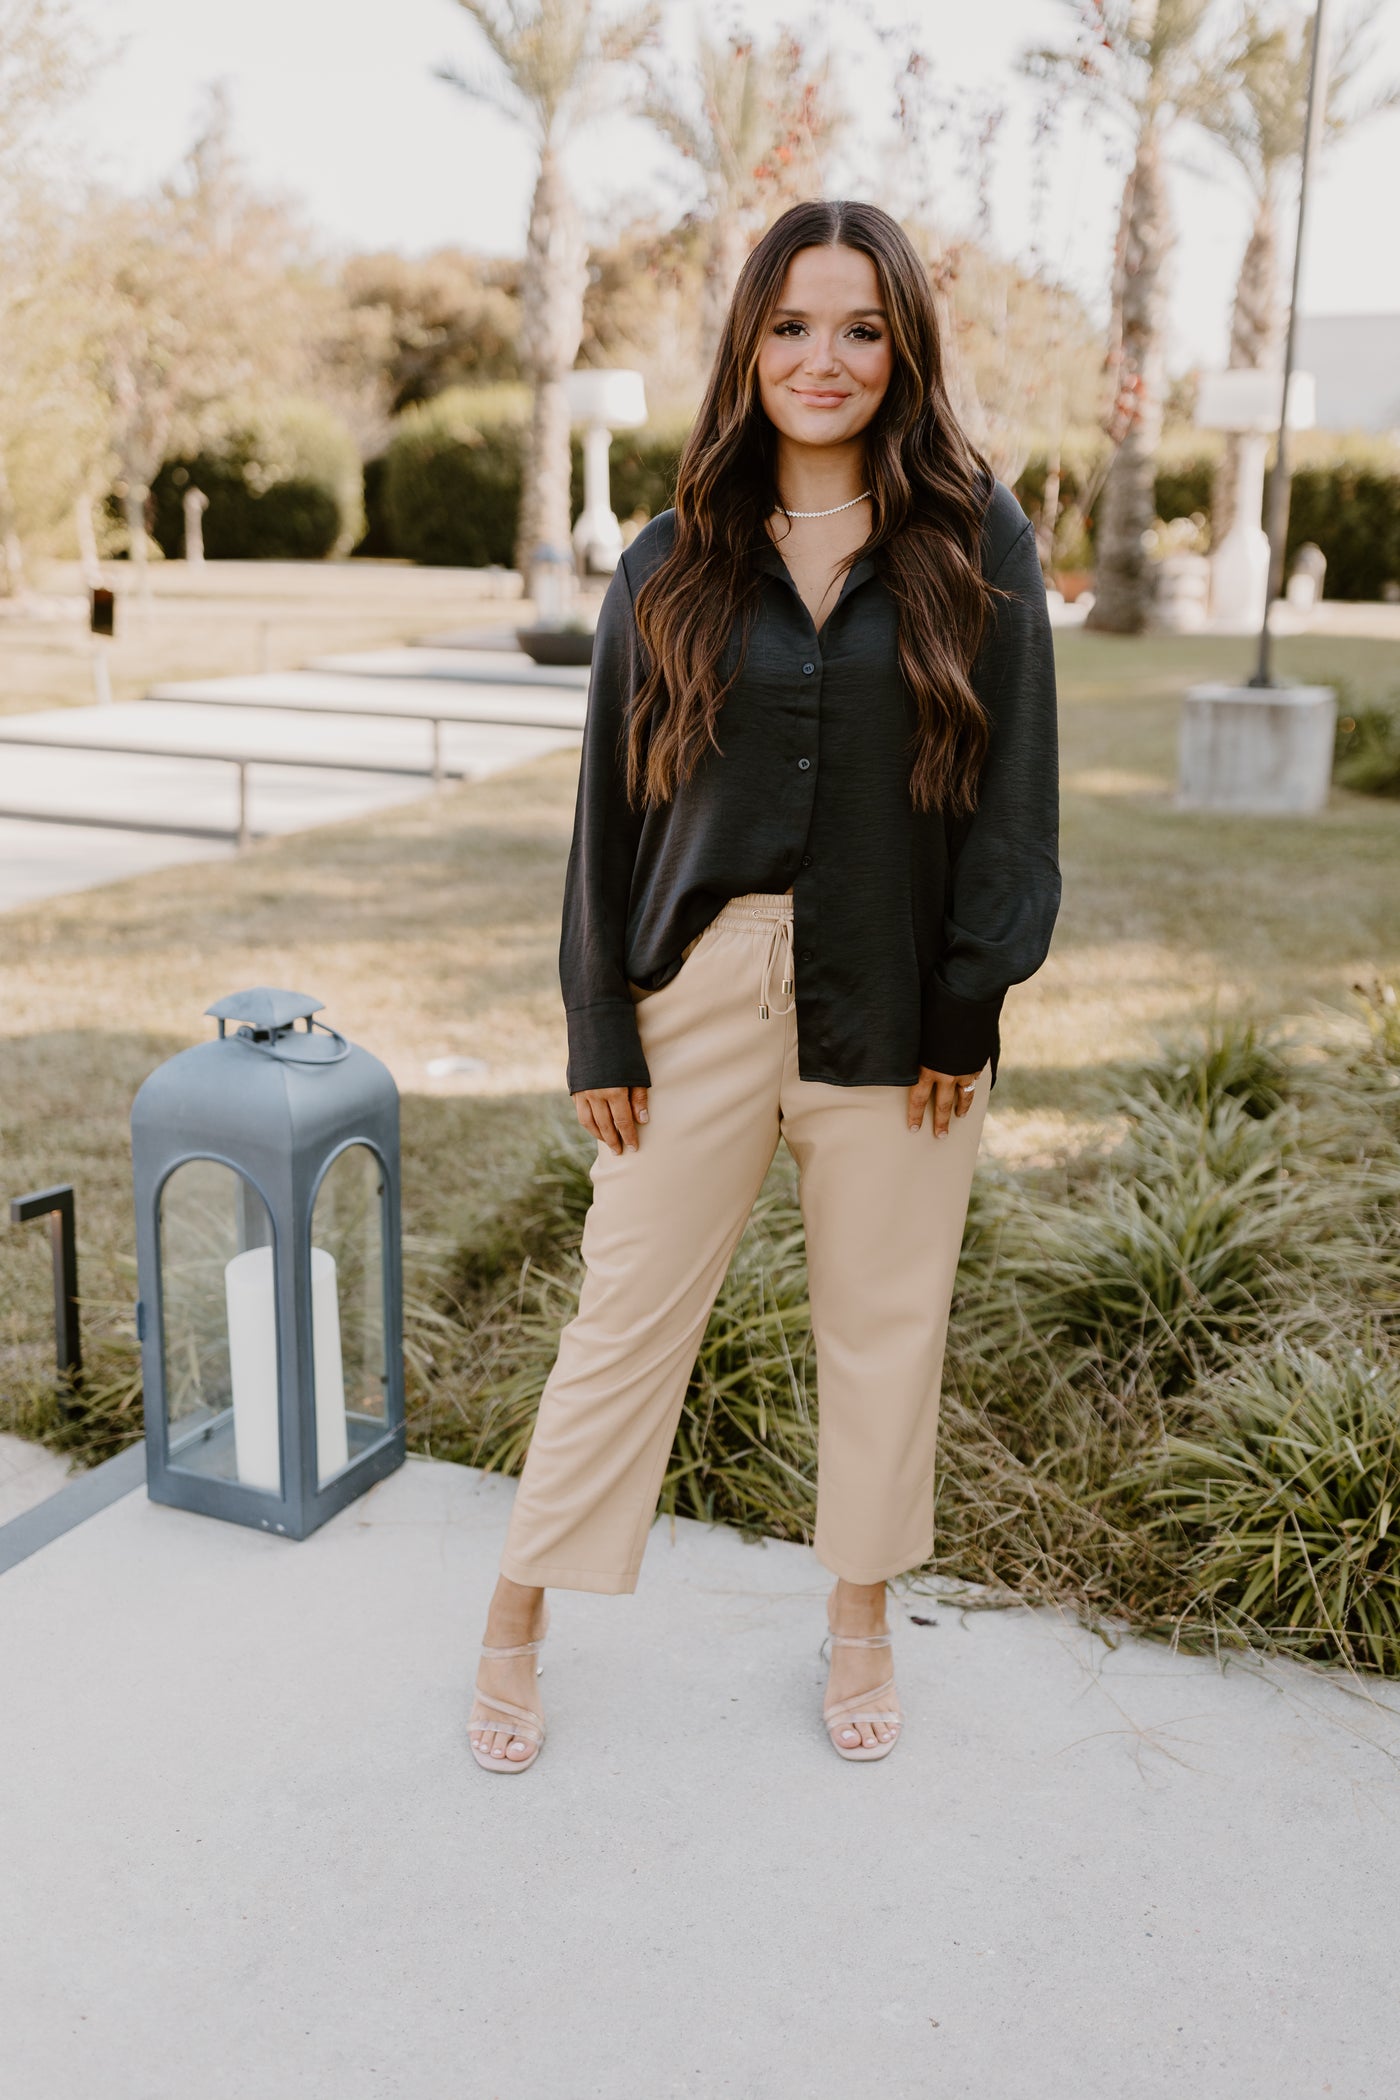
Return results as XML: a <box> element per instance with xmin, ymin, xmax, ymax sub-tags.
<box><xmin>515</xmin><ymin>625</ymin><xmax>595</xmax><ymax>666</ymax></box>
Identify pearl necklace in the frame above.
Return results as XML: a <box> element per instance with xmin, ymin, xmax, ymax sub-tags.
<box><xmin>780</xmin><ymin>491</ymin><xmax>871</xmax><ymax>518</ymax></box>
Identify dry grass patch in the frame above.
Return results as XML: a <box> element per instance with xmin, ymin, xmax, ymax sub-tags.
<box><xmin>0</xmin><ymin>557</ymin><xmax>520</xmax><ymax>718</ymax></box>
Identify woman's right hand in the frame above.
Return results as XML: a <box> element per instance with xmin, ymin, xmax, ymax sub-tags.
<box><xmin>573</xmin><ymin>1086</ymin><xmax>650</xmax><ymax>1155</ymax></box>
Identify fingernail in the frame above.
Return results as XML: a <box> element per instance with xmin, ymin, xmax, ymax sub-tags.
<box><xmin>637</xmin><ymin>1109</ymin><xmax>649</xmax><ymax>1122</ymax></box>
<box><xmin>626</xmin><ymin>1140</ymin><xmax>637</xmax><ymax>1151</ymax></box>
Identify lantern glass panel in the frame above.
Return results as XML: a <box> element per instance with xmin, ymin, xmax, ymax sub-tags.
<box><xmin>310</xmin><ymin>1143</ymin><xmax>388</xmax><ymax>1485</ymax></box>
<box><xmin>159</xmin><ymin>1158</ymin><xmax>281</xmax><ymax>1493</ymax></box>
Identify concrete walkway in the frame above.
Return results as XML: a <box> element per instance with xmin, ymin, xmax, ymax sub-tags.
<box><xmin>0</xmin><ymin>1429</ymin><xmax>69</xmax><ymax>1523</ymax></box>
<box><xmin>306</xmin><ymin>646</ymin><xmax>590</xmax><ymax>691</ymax></box>
<box><xmin>151</xmin><ymin>662</ymin><xmax>588</xmax><ymax>718</ymax></box>
<box><xmin>1</xmin><ymin>1454</ymin><xmax>1395</xmax><ymax>2098</ymax></box>
<box><xmin>0</xmin><ymin>655</ymin><xmax>582</xmax><ymax>910</ymax></box>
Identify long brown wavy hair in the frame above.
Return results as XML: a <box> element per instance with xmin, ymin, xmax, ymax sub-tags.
<box><xmin>627</xmin><ymin>199</ymin><xmax>1001</xmax><ymax>818</ymax></box>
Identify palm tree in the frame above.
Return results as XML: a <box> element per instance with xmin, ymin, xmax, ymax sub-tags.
<box><xmin>1198</xmin><ymin>2</ymin><xmax>1397</xmax><ymax>541</ymax></box>
<box><xmin>1025</xmin><ymin>1</ymin><xmax>1216</xmax><ymax>633</ymax></box>
<box><xmin>0</xmin><ymin>0</ymin><xmax>88</xmax><ymax>593</ymax></box>
<box><xmin>441</xmin><ymin>0</ymin><xmax>657</xmax><ymax>575</ymax></box>
<box><xmin>641</xmin><ymin>29</ymin><xmax>840</xmax><ymax>368</ymax></box>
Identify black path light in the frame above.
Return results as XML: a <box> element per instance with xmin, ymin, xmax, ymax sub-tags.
<box><xmin>8</xmin><ymin>1184</ymin><xmax>82</xmax><ymax>1392</ymax></box>
<box><xmin>131</xmin><ymin>989</ymin><xmax>405</xmax><ymax>1539</ymax></box>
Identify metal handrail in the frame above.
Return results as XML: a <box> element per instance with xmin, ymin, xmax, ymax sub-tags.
<box><xmin>0</xmin><ymin>729</ymin><xmax>464</xmax><ymax>847</ymax></box>
<box><xmin>0</xmin><ymin>700</ymin><xmax>584</xmax><ymax>846</ymax></box>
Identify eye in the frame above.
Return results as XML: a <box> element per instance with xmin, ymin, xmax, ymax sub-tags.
<box><xmin>848</xmin><ymin>324</ymin><xmax>882</xmax><ymax>342</ymax></box>
<box><xmin>773</xmin><ymin>319</ymin><xmax>806</xmax><ymax>337</ymax></box>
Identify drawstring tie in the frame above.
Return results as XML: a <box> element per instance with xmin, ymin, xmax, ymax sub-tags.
<box><xmin>758</xmin><ymin>915</ymin><xmax>795</xmax><ymax>1021</ymax></box>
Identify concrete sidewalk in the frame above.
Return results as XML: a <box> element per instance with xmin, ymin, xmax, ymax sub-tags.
<box><xmin>0</xmin><ymin>694</ymin><xmax>579</xmax><ymax>910</ymax></box>
<box><xmin>0</xmin><ymin>1430</ymin><xmax>69</xmax><ymax>1523</ymax></box>
<box><xmin>0</xmin><ymin>1454</ymin><xmax>1395</xmax><ymax>2098</ymax></box>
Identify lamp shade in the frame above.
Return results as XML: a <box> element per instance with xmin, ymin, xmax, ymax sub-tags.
<box><xmin>563</xmin><ymin>368</ymin><xmax>647</xmax><ymax>430</ymax></box>
<box><xmin>1195</xmin><ymin>368</ymin><xmax>1316</xmax><ymax>434</ymax></box>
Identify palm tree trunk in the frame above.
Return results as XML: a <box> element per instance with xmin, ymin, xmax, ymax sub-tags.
<box><xmin>1087</xmin><ymin>125</ymin><xmax>1171</xmax><ymax>635</ymax></box>
<box><xmin>0</xmin><ymin>451</ymin><xmax>26</xmax><ymax>597</ymax></box>
<box><xmin>515</xmin><ymin>141</ymin><xmax>588</xmax><ymax>573</ymax></box>
<box><xmin>1213</xmin><ymin>189</ymin><xmax>1280</xmax><ymax>546</ymax></box>
<box><xmin>700</xmin><ymin>211</ymin><xmax>749</xmax><ymax>371</ymax></box>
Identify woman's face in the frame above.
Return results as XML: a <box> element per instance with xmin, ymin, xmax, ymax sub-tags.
<box><xmin>755</xmin><ymin>242</ymin><xmax>894</xmax><ymax>452</ymax></box>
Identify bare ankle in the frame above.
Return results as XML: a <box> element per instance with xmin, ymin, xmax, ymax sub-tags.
<box><xmin>829</xmin><ymin>1578</ymin><xmax>889</xmax><ymax>1630</ymax></box>
<box><xmin>487</xmin><ymin>1576</ymin><xmax>546</xmax><ymax>1636</ymax></box>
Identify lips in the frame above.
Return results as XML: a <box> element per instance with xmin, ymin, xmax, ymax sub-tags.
<box><xmin>790</xmin><ymin>389</ymin><xmax>851</xmax><ymax>406</ymax></box>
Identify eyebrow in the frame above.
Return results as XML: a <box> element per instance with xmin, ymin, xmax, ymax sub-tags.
<box><xmin>772</xmin><ymin>306</ymin><xmax>887</xmax><ymax>318</ymax></box>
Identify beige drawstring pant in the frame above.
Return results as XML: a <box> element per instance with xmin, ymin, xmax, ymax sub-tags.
<box><xmin>499</xmin><ymin>892</ymin><xmax>991</xmax><ymax>1594</ymax></box>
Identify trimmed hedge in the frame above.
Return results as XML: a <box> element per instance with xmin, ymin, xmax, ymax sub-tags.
<box><xmin>354</xmin><ymin>453</ymin><xmax>395</xmax><ymax>559</ymax></box>
<box><xmin>1285</xmin><ymin>466</ymin><xmax>1400</xmax><ymax>602</ymax></box>
<box><xmin>1014</xmin><ymin>441</ymin><xmax>1400</xmax><ymax>599</ymax></box>
<box><xmin>151</xmin><ymin>400</ymin><xmax>364</xmax><ymax>561</ymax></box>
<box><xmin>378</xmin><ymin>388</ymin><xmax>691</xmax><ymax>567</ymax></box>
<box><xmin>381</xmin><ymin>386</ymin><xmax>529</xmax><ymax>567</ymax></box>
<box><xmin>602</xmin><ymin>428</ymin><xmax>687</xmax><ymax>521</ymax></box>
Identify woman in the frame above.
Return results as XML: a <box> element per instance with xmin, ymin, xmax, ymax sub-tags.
<box><xmin>468</xmin><ymin>199</ymin><xmax>1060</xmax><ymax>1772</ymax></box>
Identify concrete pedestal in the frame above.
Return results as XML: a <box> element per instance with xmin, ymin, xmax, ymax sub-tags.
<box><xmin>1179</xmin><ymin>683</ymin><xmax>1336</xmax><ymax>814</ymax></box>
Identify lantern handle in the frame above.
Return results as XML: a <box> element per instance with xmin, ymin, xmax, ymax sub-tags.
<box><xmin>232</xmin><ymin>1018</ymin><xmax>352</xmax><ymax>1066</ymax></box>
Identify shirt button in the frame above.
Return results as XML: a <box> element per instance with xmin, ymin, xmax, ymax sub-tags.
<box><xmin>800</xmin><ymin>854</ymin><xmax>813</xmax><ymax>867</ymax></box>
<box><xmin>802</xmin><ymin>662</ymin><xmax>815</xmax><ymax>675</ymax></box>
<box><xmin>797</xmin><ymin>757</ymin><xmax>811</xmax><ymax>771</ymax></box>
<box><xmin>799</xmin><ymin>950</ymin><xmax>813</xmax><ymax>963</ymax></box>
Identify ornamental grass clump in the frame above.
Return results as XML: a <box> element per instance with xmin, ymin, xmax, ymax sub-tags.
<box><xmin>1122</xmin><ymin>1335</ymin><xmax>1400</xmax><ymax>1673</ymax></box>
<box><xmin>967</xmin><ymin>1123</ymin><xmax>1309</xmax><ymax>1395</ymax></box>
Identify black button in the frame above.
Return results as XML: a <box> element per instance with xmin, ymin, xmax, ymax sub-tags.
<box><xmin>797</xmin><ymin>757</ymin><xmax>811</xmax><ymax>771</ymax></box>
<box><xmin>802</xmin><ymin>662</ymin><xmax>815</xmax><ymax>675</ymax></box>
<box><xmin>799</xmin><ymin>950</ymin><xmax>813</xmax><ymax>963</ymax></box>
<box><xmin>800</xmin><ymin>854</ymin><xmax>813</xmax><ymax>868</ymax></box>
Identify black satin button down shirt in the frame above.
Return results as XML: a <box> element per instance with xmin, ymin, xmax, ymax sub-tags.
<box><xmin>560</xmin><ymin>479</ymin><xmax>1061</xmax><ymax>1095</ymax></box>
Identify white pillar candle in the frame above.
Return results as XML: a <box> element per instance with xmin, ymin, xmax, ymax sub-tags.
<box><xmin>225</xmin><ymin>1245</ymin><xmax>280</xmax><ymax>1492</ymax></box>
<box><xmin>310</xmin><ymin>1246</ymin><xmax>349</xmax><ymax>1483</ymax></box>
<box><xmin>224</xmin><ymin>1244</ymin><xmax>349</xmax><ymax>1492</ymax></box>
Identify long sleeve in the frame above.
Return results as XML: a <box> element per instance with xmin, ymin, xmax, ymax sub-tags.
<box><xmin>919</xmin><ymin>515</ymin><xmax>1061</xmax><ymax>1079</ymax></box>
<box><xmin>560</xmin><ymin>555</ymin><xmax>651</xmax><ymax>1094</ymax></box>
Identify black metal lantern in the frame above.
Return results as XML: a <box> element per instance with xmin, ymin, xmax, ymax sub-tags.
<box><xmin>131</xmin><ymin>989</ymin><xmax>405</xmax><ymax>1539</ymax></box>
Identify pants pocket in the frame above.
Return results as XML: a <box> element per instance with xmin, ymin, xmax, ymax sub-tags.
<box><xmin>627</xmin><ymin>929</ymin><xmax>707</xmax><ymax>1005</ymax></box>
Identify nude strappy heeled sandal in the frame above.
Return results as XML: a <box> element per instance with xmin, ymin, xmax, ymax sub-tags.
<box><xmin>469</xmin><ymin>1604</ymin><xmax>549</xmax><ymax>1774</ymax></box>
<box><xmin>820</xmin><ymin>1626</ymin><xmax>903</xmax><ymax>1763</ymax></box>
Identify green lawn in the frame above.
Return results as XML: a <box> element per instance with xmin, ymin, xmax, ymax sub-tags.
<box><xmin>2</xmin><ymin>622</ymin><xmax>1398</xmax><ymax>1442</ymax></box>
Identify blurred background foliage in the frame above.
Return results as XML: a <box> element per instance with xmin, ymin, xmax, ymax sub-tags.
<box><xmin>1</xmin><ymin>2</ymin><xmax>1396</xmax><ymax>597</ymax></box>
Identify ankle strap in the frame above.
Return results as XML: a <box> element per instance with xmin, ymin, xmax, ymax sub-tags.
<box><xmin>480</xmin><ymin>1637</ymin><xmax>544</xmax><ymax>1659</ymax></box>
<box><xmin>826</xmin><ymin>1629</ymin><xmax>892</xmax><ymax>1650</ymax></box>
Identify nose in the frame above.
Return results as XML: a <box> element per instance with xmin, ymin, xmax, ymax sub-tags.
<box><xmin>802</xmin><ymin>333</ymin><xmax>843</xmax><ymax>376</ymax></box>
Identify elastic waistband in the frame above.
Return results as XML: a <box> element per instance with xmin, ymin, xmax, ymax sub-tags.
<box><xmin>712</xmin><ymin>889</ymin><xmax>794</xmax><ymax>927</ymax></box>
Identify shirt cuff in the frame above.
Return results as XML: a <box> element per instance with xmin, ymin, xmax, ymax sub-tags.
<box><xmin>919</xmin><ymin>980</ymin><xmax>1006</xmax><ymax>1081</ymax></box>
<box><xmin>565</xmin><ymin>999</ymin><xmax>653</xmax><ymax>1095</ymax></box>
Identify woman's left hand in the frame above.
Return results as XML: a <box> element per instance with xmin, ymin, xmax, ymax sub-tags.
<box><xmin>907</xmin><ymin>1066</ymin><xmax>980</xmax><ymax>1137</ymax></box>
